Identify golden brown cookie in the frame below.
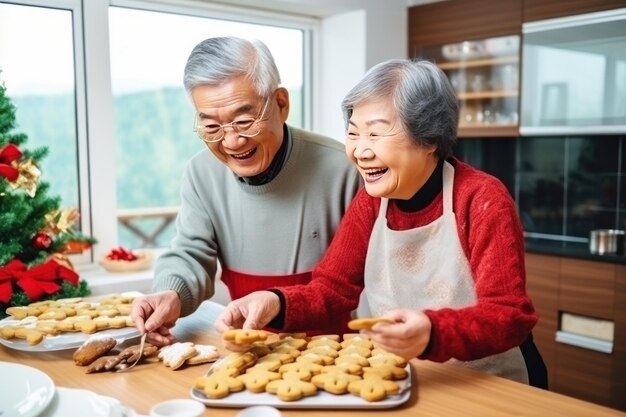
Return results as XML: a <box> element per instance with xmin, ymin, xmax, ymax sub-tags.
<box><xmin>312</xmin><ymin>370</ymin><xmax>361</xmax><ymax>394</ymax></box>
<box><xmin>236</xmin><ymin>369</ymin><xmax>281</xmax><ymax>393</ymax></box>
<box><xmin>73</xmin><ymin>335</ymin><xmax>117</xmax><ymax>366</ymax></box>
<box><xmin>340</xmin><ymin>335</ymin><xmax>374</xmax><ymax>350</ymax></box>
<box><xmin>369</xmin><ymin>349</ymin><xmax>408</xmax><ymax>367</ymax></box>
<box><xmin>321</xmin><ymin>363</ymin><xmax>364</xmax><ymax>376</ymax></box>
<box><xmin>213</xmin><ymin>351</ymin><xmax>258</xmax><ymax>375</ymax></box>
<box><xmin>348</xmin><ymin>375</ymin><xmax>400</xmax><ymax>402</ymax></box>
<box><xmin>278</xmin><ymin>361</ymin><xmax>323</xmax><ymax>381</ymax></box>
<box><xmin>269</xmin><ymin>335</ymin><xmax>308</xmax><ymax>351</ymax></box>
<box><xmin>195</xmin><ymin>372</ymin><xmax>245</xmax><ymax>399</ymax></box>
<box><xmin>363</xmin><ymin>364</ymin><xmax>408</xmax><ymax>380</ymax></box>
<box><xmin>266</xmin><ymin>372</ymin><xmax>317</xmax><ymax>401</ymax></box>
<box><xmin>85</xmin><ymin>355</ymin><xmax>118</xmax><ymax>374</ymax></box>
<box><xmin>307</xmin><ymin>337</ymin><xmax>341</xmax><ymax>351</ymax></box>
<box><xmin>347</xmin><ymin>317</ymin><xmax>393</xmax><ymax>331</ymax></box>
<box><xmin>223</xmin><ymin>329</ymin><xmax>269</xmax><ymax>345</ymax></box>
<box><xmin>334</xmin><ymin>353</ymin><xmax>370</xmax><ymax>367</ymax></box>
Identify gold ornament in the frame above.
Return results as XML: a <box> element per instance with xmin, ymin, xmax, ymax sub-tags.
<box><xmin>45</xmin><ymin>208</ymin><xmax>80</xmax><ymax>235</ymax></box>
<box><xmin>9</xmin><ymin>158</ymin><xmax>40</xmax><ymax>197</ymax></box>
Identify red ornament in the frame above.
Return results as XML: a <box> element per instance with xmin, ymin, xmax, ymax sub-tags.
<box><xmin>106</xmin><ymin>246</ymin><xmax>138</xmax><ymax>261</ymax></box>
<box><xmin>32</xmin><ymin>232</ymin><xmax>53</xmax><ymax>250</ymax></box>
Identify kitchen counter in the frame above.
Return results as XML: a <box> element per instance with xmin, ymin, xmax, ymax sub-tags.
<box><xmin>2</xmin><ymin>301</ymin><xmax>626</xmax><ymax>417</ymax></box>
<box><xmin>525</xmin><ymin>238</ymin><xmax>626</xmax><ymax>264</ymax></box>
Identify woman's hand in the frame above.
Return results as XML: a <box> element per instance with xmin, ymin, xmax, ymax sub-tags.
<box><xmin>130</xmin><ymin>290</ymin><xmax>181</xmax><ymax>346</ymax></box>
<box><xmin>364</xmin><ymin>309</ymin><xmax>432</xmax><ymax>360</ymax></box>
<box><xmin>215</xmin><ymin>291</ymin><xmax>281</xmax><ymax>333</ymax></box>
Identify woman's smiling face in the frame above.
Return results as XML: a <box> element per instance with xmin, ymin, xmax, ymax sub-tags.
<box><xmin>345</xmin><ymin>98</ymin><xmax>438</xmax><ymax>200</ymax></box>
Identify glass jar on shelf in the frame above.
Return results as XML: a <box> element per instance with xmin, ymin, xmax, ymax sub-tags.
<box><xmin>415</xmin><ymin>34</ymin><xmax>521</xmax><ymax>137</ymax></box>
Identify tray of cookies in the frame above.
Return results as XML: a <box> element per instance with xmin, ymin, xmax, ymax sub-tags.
<box><xmin>190</xmin><ymin>330</ymin><xmax>412</xmax><ymax>409</ymax></box>
<box><xmin>0</xmin><ymin>292</ymin><xmax>141</xmax><ymax>352</ymax></box>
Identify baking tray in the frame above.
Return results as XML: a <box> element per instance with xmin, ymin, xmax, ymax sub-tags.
<box><xmin>190</xmin><ymin>364</ymin><xmax>412</xmax><ymax>409</ymax></box>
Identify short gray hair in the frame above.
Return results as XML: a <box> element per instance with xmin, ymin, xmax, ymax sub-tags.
<box><xmin>183</xmin><ymin>37</ymin><xmax>281</xmax><ymax>97</ymax></box>
<box><xmin>341</xmin><ymin>59</ymin><xmax>458</xmax><ymax>160</ymax></box>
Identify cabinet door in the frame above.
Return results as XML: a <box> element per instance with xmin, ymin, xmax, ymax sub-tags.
<box><xmin>521</xmin><ymin>9</ymin><xmax>626</xmax><ymax>135</ymax></box>
<box><xmin>418</xmin><ymin>35</ymin><xmax>521</xmax><ymax>138</ymax></box>
<box><xmin>554</xmin><ymin>343</ymin><xmax>613</xmax><ymax>406</ymax></box>
<box><xmin>560</xmin><ymin>258</ymin><xmax>615</xmax><ymax>319</ymax></box>
<box><xmin>525</xmin><ymin>253</ymin><xmax>559</xmax><ymax>385</ymax></box>
<box><xmin>523</xmin><ymin>0</ymin><xmax>626</xmax><ymax>22</ymax></box>
<box><xmin>613</xmin><ymin>264</ymin><xmax>626</xmax><ymax>410</ymax></box>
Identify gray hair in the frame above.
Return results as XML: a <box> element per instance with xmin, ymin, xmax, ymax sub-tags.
<box><xmin>341</xmin><ymin>59</ymin><xmax>458</xmax><ymax>160</ymax></box>
<box><xmin>183</xmin><ymin>37</ymin><xmax>281</xmax><ymax>97</ymax></box>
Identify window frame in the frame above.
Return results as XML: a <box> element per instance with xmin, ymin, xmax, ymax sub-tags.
<box><xmin>3</xmin><ymin>0</ymin><xmax>317</xmax><ymax>268</ymax></box>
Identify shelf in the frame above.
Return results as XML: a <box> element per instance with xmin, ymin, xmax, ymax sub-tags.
<box><xmin>457</xmin><ymin>90</ymin><xmax>518</xmax><ymax>100</ymax></box>
<box><xmin>438</xmin><ymin>55</ymin><xmax>519</xmax><ymax>70</ymax></box>
<box><xmin>457</xmin><ymin>124</ymin><xmax>519</xmax><ymax>138</ymax></box>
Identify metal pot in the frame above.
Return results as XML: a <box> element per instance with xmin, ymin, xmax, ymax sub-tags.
<box><xmin>589</xmin><ymin>229</ymin><xmax>625</xmax><ymax>255</ymax></box>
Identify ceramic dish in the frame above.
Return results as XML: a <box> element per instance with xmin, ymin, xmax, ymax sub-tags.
<box><xmin>0</xmin><ymin>361</ymin><xmax>55</xmax><ymax>417</ymax></box>
<box><xmin>0</xmin><ymin>292</ymin><xmax>141</xmax><ymax>352</ymax></box>
<box><xmin>190</xmin><ymin>364</ymin><xmax>412</xmax><ymax>409</ymax></box>
<box><xmin>39</xmin><ymin>387</ymin><xmax>133</xmax><ymax>417</ymax></box>
<box><xmin>0</xmin><ymin>324</ymin><xmax>140</xmax><ymax>352</ymax></box>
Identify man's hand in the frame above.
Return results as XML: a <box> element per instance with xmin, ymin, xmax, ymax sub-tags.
<box><xmin>130</xmin><ymin>290</ymin><xmax>181</xmax><ymax>346</ymax></box>
<box><xmin>215</xmin><ymin>291</ymin><xmax>281</xmax><ymax>332</ymax></box>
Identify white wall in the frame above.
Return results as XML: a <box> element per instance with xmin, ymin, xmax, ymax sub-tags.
<box><xmin>315</xmin><ymin>1</ymin><xmax>408</xmax><ymax>139</ymax></box>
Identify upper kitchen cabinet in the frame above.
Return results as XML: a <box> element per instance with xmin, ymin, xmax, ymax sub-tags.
<box><xmin>409</xmin><ymin>0</ymin><xmax>522</xmax><ymax>138</ymax></box>
<box><xmin>420</xmin><ymin>36</ymin><xmax>520</xmax><ymax>138</ymax></box>
<box><xmin>523</xmin><ymin>0</ymin><xmax>626</xmax><ymax>23</ymax></box>
<box><xmin>520</xmin><ymin>8</ymin><xmax>626</xmax><ymax>135</ymax></box>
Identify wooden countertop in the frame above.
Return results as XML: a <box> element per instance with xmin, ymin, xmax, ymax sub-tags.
<box><xmin>1</xmin><ymin>301</ymin><xmax>625</xmax><ymax>417</ymax></box>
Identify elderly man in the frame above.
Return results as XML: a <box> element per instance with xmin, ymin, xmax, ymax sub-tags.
<box><xmin>131</xmin><ymin>37</ymin><xmax>361</xmax><ymax>345</ymax></box>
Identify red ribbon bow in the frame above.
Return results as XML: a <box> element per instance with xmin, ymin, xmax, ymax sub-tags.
<box><xmin>0</xmin><ymin>143</ymin><xmax>22</xmax><ymax>182</ymax></box>
<box><xmin>0</xmin><ymin>259</ymin><xmax>79</xmax><ymax>303</ymax></box>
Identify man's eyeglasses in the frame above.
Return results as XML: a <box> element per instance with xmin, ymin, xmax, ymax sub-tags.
<box><xmin>193</xmin><ymin>95</ymin><xmax>272</xmax><ymax>144</ymax></box>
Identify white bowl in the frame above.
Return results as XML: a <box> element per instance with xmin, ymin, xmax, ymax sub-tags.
<box><xmin>236</xmin><ymin>405</ymin><xmax>282</xmax><ymax>417</ymax></box>
<box><xmin>149</xmin><ymin>399</ymin><xmax>204</xmax><ymax>417</ymax></box>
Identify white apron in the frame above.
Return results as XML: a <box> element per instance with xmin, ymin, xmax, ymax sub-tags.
<box><xmin>363</xmin><ymin>161</ymin><xmax>528</xmax><ymax>384</ymax></box>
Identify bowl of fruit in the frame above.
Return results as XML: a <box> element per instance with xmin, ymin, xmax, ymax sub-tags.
<box><xmin>100</xmin><ymin>246</ymin><xmax>152</xmax><ymax>272</ymax></box>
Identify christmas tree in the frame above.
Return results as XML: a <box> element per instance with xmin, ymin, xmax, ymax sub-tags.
<box><xmin>0</xmin><ymin>81</ymin><xmax>93</xmax><ymax>317</ymax></box>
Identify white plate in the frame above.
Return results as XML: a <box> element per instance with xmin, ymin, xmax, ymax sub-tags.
<box><xmin>0</xmin><ymin>325</ymin><xmax>140</xmax><ymax>352</ymax></box>
<box><xmin>39</xmin><ymin>387</ymin><xmax>131</xmax><ymax>417</ymax></box>
<box><xmin>0</xmin><ymin>361</ymin><xmax>55</xmax><ymax>417</ymax></box>
<box><xmin>0</xmin><ymin>292</ymin><xmax>141</xmax><ymax>352</ymax></box>
<box><xmin>191</xmin><ymin>364</ymin><xmax>412</xmax><ymax>409</ymax></box>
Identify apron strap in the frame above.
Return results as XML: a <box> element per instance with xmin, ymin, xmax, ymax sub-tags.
<box><xmin>442</xmin><ymin>160</ymin><xmax>454</xmax><ymax>214</ymax></box>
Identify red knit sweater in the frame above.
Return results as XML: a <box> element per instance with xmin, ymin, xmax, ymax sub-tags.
<box><xmin>278</xmin><ymin>159</ymin><xmax>537</xmax><ymax>363</ymax></box>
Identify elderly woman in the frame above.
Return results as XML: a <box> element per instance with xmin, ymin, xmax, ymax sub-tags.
<box><xmin>216</xmin><ymin>59</ymin><xmax>547</xmax><ymax>387</ymax></box>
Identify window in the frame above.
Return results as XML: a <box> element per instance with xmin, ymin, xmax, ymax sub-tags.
<box><xmin>108</xmin><ymin>5</ymin><xmax>307</xmax><ymax>248</ymax></box>
<box><xmin>0</xmin><ymin>0</ymin><xmax>313</xmax><ymax>264</ymax></box>
<box><xmin>0</xmin><ymin>0</ymin><xmax>92</xmax><ymax>265</ymax></box>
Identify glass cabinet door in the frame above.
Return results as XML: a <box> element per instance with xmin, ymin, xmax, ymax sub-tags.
<box><xmin>521</xmin><ymin>8</ymin><xmax>626</xmax><ymax>135</ymax></box>
<box><xmin>418</xmin><ymin>35</ymin><xmax>520</xmax><ymax>138</ymax></box>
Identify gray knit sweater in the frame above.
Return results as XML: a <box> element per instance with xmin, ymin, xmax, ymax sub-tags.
<box><xmin>153</xmin><ymin>126</ymin><xmax>361</xmax><ymax>316</ymax></box>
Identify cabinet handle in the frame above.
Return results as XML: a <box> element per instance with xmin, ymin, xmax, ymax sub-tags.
<box><xmin>555</xmin><ymin>331</ymin><xmax>613</xmax><ymax>354</ymax></box>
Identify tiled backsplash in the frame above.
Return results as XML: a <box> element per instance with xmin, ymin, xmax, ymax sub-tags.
<box><xmin>455</xmin><ymin>135</ymin><xmax>626</xmax><ymax>243</ymax></box>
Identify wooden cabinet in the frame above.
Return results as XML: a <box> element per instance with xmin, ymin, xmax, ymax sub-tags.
<box><xmin>525</xmin><ymin>253</ymin><xmax>625</xmax><ymax>411</ymax></box>
<box><xmin>408</xmin><ymin>0</ymin><xmax>626</xmax><ymax>138</ymax></box>
<box><xmin>409</xmin><ymin>0</ymin><xmax>522</xmax><ymax>138</ymax></box>
<box><xmin>525</xmin><ymin>254</ymin><xmax>559</xmax><ymax>386</ymax></box>
<box><xmin>522</xmin><ymin>0</ymin><xmax>626</xmax><ymax>22</ymax></box>
<box><xmin>413</xmin><ymin>35</ymin><xmax>521</xmax><ymax>138</ymax></box>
